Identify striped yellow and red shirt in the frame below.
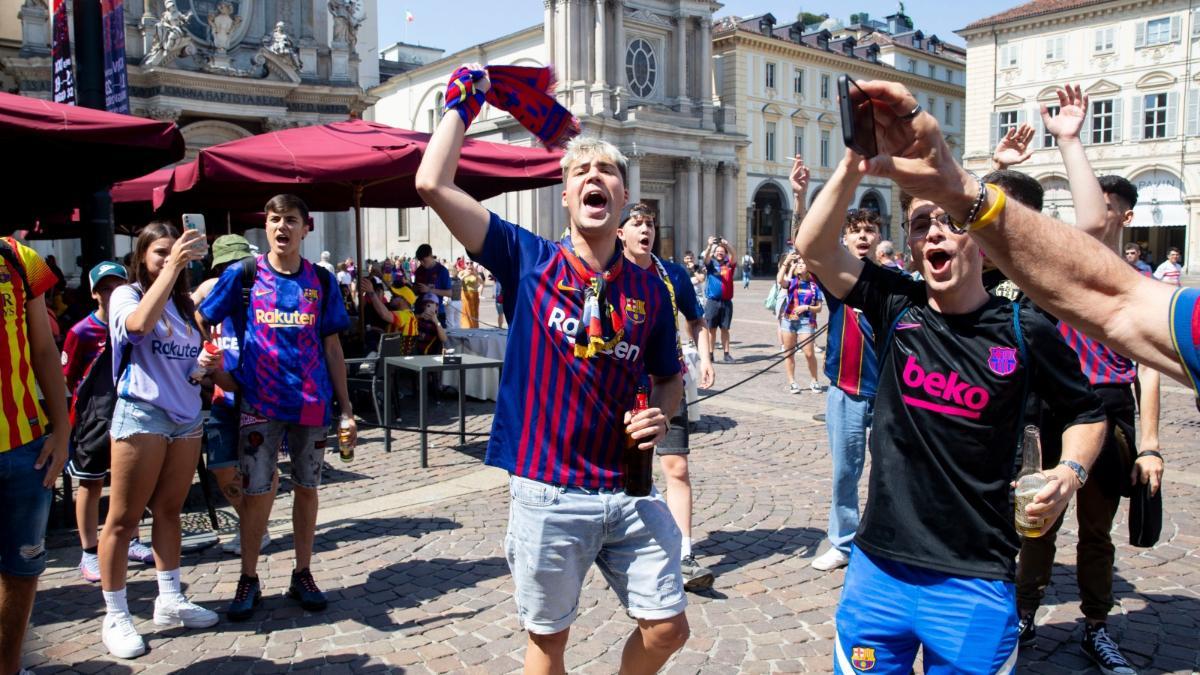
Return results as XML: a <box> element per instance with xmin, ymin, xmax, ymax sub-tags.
<box><xmin>0</xmin><ymin>237</ymin><xmax>57</xmax><ymax>453</ymax></box>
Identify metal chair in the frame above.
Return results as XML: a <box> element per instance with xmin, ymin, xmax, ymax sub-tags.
<box><xmin>345</xmin><ymin>332</ymin><xmax>410</xmax><ymax>427</ymax></box>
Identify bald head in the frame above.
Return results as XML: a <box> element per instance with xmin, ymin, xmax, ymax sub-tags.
<box><xmin>876</xmin><ymin>240</ymin><xmax>897</xmax><ymax>264</ymax></box>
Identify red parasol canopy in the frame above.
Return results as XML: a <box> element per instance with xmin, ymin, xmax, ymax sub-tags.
<box><xmin>0</xmin><ymin>92</ymin><xmax>185</xmax><ymax>220</ymax></box>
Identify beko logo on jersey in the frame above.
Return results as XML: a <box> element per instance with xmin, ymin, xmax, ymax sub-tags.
<box><xmin>151</xmin><ymin>341</ymin><xmax>202</xmax><ymax>361</ymax></box>
<box><xmin>900</xmin><ymin>354</ymin><xmax>989</xmax><ymax>419</ymax></box>
<box><xmin>547</xmin><ymin>307</ymin><xmax>641</xmax><ymax>361</ymax></box>
<box><xmin>254</xmin><ymin>308</ymin><xmax>316</xmax><ymax>327</ymax></box>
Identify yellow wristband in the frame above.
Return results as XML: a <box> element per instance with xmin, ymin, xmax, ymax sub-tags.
<box><xmin>969</xmin><ymin>184</ymin><xmax>1006</xmax><ymax>231</ymax></box>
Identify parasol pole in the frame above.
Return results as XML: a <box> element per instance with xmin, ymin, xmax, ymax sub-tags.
<box><xmin>354</xmin><ymin>183</ymin><xmax>366</xmax><ymax>336</ymax></box>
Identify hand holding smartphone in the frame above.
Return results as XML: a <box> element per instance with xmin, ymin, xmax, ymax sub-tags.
<box><xmin>837</xmin><ymin>75</ymin><xmax>878</xmax><ymax>158</ymax></box>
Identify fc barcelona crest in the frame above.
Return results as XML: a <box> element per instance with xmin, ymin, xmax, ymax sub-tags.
<box><xmin>624</xmin><ymin>297</ymin><xmax>646</xmax><ymax>324</ymax></box>
<box><xmin>303</xmin><ymin>288</ymin><xmax>319</xmax><ymax>302</ymax></box>
<box><xmin>987</xmin><ymin>346</ymin><xmax>1019</xmax><ymax>376</ymax></box>
<box><xmin>851</xmin><ymin>646</ymin><xmax>876</xmax><ymax>670</ymax></box>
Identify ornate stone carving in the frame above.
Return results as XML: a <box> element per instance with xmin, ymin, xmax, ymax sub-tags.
<box><xmin>144</xmin><ymin>0</ymin><xmax>196</xmax><ymax>68</ymax></box>
<box><xmin>145</xmin><ymin>106</ymin><xmax>183</xmax><ymax>122</ymax></box>
<box><xmin>265</xmin><ymin>116</ymin><xmax>298</xmax><ymax>131</ymax></box>
<box><xmin>264</xmin><ymin>21</ymin><xmax>302</xmax><ymax>71</ymax></box>
<box><xmin>626</xmin><ymin>7</ymin><xmax>671</xmax><ymax>28</ymax></box>
<box><xmin>328</xmin><ymin>0</ymin><xmax>362</xmax><ymax>51</ymax></box>
<box><xmin>206</xmin><ymin>1</ymin><xmax>242</xmax><ymax>55</ymax></box>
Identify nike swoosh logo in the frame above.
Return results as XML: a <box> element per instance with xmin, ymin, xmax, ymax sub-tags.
<box><xmin>557</xmin><ymin>280</ymin><xmax>581</xmax><ymax>293</ymax></box>
<box><xmin>254</xmin><ymin>288</ymin><xmax>271</xmax><ymax>297</ymax></box>
<box><xmin>896</xmin><ymin>323</ymin><xmax>922</xmax><ymax>331</ymax></box>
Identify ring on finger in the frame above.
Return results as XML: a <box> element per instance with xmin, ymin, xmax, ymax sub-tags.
<box><xmin>898</xmin><ymin>104</ymin><xmax>923</xmax><ymax>121</ymax></box>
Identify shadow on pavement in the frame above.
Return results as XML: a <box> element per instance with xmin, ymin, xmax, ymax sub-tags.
<box><xmin>174</xmin><ymin>653</ymin><xmax>380</xmax><ymax>674</ymax></box>
<box><xmin>355</xmin><ymin>556</ymin><xmax>510</xmax><ymax>632</ymax></box>
<box><xmin>696</xmin><ymin>526</ymin><xmax>824</xmax><ymax>574</ymax></box>
<box><xmin>692</xmin><ymin>415</ymin><xmax>739</xmax><ymax>434</ymax></box>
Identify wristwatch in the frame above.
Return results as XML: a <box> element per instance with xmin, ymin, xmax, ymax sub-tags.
<box><xmin>1057</xmin><ymin>460</ymin><xmax>1088</xmax><ymax>486</ymax></box>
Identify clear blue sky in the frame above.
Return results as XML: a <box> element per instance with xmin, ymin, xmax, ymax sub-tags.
<box><xmin>378</xmin><ymin>0</ymin><xmax>995</xmax><ymax>57</ymax></box>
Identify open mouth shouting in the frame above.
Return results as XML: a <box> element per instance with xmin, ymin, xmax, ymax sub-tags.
<box><xmin>581</xmin><ymin>187</ymin><xmax>609</xmax><ymax>221</ymax></box>
<box><xmin>924</xmin><ymin>247</ymin><xmax>954</xmax><ymax>280</ymax></box>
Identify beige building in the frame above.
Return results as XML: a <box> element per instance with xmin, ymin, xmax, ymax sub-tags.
<box><xmin>712</xmin><ymin>10</ymin><xmax>966</xmax><ymax>268</ymax></box>
<box><xmin>365</xmin><ymin>0</ymin><xmax>746</xmax><ymax>265</ymax></box>
<box><xmin>959</xmin><ymin>0</ymin><xmax>1200</xmax><ymax>271</ymax></box>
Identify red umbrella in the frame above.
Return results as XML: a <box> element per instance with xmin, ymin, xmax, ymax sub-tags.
<box><xmin>152</xmin><ymin>119</ymin><xmax>563</xmax><ymax>272</ymax></box>
<box><xmin>0</xmin><ymin>92</ymin><xmax>185</xmax><ymax>220</ymax></box>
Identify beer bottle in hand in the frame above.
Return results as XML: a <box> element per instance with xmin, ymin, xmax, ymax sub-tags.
<box><xmin>623</xmin><ymin>382</ymin><xmax>653</xmax><ymax>497</ymax></box>
<box><xmin>1014</xmin><ymin>425</ymin><xmax>1048</xmax><ymax>538</ymax></box>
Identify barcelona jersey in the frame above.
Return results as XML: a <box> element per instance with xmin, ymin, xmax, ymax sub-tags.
<box><xmin>0</xmin><ymin>237</ymin><xmax>56</xmax><ymax>452</ymax></box>
<box><xmin>474</xmin><ymin>213</ymin><xmax>680</xmax><ymax>489</ymax></box>
<box><xmin>1171</xmin><ymin>287</ymin><xmax>1200</xmax><ymax>395</ymax></box>
<box><xmin>1057</xmin><ymin>322</ymin><xmax>1136</xmax><ymax>386</ymax></box>
<box><xmin>200</xmin><ymin>256</ymin><xmax>349</xmax><ymax>426</ymax></box>
<box><xmin>822</xmin><ymin>287</ymin><xmax>879</xmax><ymax>398</ymax></box>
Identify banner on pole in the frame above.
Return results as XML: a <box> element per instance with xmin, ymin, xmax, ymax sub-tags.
<box><xmin>51</xmin><ymin>0</ymin><xmax>76</xmax><ymax>104</ymax></box>
<box><xmin>102</xmin><ymin>0</ymin><xmax>130</xmax><ymax>113</ymax></box>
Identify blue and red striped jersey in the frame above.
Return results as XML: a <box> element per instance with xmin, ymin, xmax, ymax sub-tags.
<box><xmin>474</xmin><ymin>213</ymin><xmax>680</xmax><ymax>488</ymax></box>
<box><xmin>1057</xmin><ymin>322</ymin><xmax>1136</xmax><ymax>386</ymax></box>
<box><xmin>822</xmin><ymin>290</ymin><xmax>879</xmax><ymax>398</ymax></box>
<box><xmin>1170</xmin><ymin>287</ymin><xmax>1200</xmax><ymax>396</ymax></box>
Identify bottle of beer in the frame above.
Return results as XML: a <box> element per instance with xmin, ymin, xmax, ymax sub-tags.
<box><xmin>622</xmin><ymin>382</ymin><xmax>653</xmax><ymax>497</ymax></box>
<box><xmin>338</xmin><ymin>415</ymin><xmax>355</xmax><ymax>463</ymax></box>
<box><xmin>1014</xmin><ymin>425</ymin><xmax>1049</xmax><ymax>538</ymax></box>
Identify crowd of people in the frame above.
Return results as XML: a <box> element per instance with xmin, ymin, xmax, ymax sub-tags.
<box><xmin>1</xmin><ymin>66</ymin><xmax>1196</xmax><ymax>675</ymax></box>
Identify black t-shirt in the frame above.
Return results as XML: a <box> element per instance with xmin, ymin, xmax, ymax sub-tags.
<box><xmin>845</xmin><ymin>263</ymin><xmax>1105</xmax><ymax>581</ymax></box>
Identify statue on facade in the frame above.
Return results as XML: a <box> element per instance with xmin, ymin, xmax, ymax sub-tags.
<box><xmin>144</xmin><ymin>0</ymin><xmax>195</xmax><ymax>68</ymax></box>
<box><xmin>207</xmin><ymin>0</ymin><xmax>242</xmax><ymax>55</ymax></box>
<box><xmin>265</xmin><ymin>21</ymin><xmax>302</xmax><ymax>70</ymax></box>
<box><xmin>328</xmin><ymin>0</ymin><xmax>361</xmax><ymax>51</ymax></box>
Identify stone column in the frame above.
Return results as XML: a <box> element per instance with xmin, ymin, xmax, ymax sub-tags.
<box><xmin>687</xmin><ymin>158</ymin><xmax>701</xmax><ymax>252</ymax></box>
<box><xmin>721</xmin><ymin>161</ymin><xmax>738</xmax><ymax>245</ymax></box>
<box><xmin>626</xmin><ymin>149</ymin><xmax>643</xmax><ymax>205</ymax></box>
<box><xmin>674</xmin><ymin>159</ymin><xmax>690</xmax><ymax>260</ymax></box>
<box><xmin>591</xmin><ymin>0</ymin><xmax>609</xmax><ymax>115</ymax></box>
<box><xmin>613</xmin><ymin>3</ymin><xmax>626</xmax><ymax>115</ymax></box>
<box><xmin>698</xmin><ymin>17</ymin><xmax>713</xmax><ymax>127</ymax></box>
<box><xmin>544</xmin><ymin>0</ymin><xmax>555</xmax><ymax>75</ymax></box>
<box><xmin>18</xmin><ymin>0</ymin><xmax>50</xmax><ymax>55</ymax></box>
<box><xmin>675</xmin><ymin>13</ymin><xmax>690</xmax><ymax>114</ymax></box>
<box><xmin>701</xmin><ymin>159</ymin><xmax>718</xmax><ymax>243</ymax></box>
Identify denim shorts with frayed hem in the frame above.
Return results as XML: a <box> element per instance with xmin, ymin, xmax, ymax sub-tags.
<box><xmin>0</xmin><ymin>436</ymin><xmax>52</xmax><ymax>576</ymax></box>
<box><xmin>503</xmin><ymin>474</ymin><xmax>687</xmax><ymax>635</ymax></box>
<box><xmin>110</xmin><ymin>397</ymin><xmax>203</xmax><ymax>442</ymax></box>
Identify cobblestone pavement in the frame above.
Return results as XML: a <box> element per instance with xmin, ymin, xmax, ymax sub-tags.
<box><xmin>20</xmin><ymin>280</ymin><xmax>1200</xmax><ymax>674</ymax></box>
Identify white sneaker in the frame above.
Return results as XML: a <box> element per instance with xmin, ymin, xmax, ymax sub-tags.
<box><xmin>809</xmin><ymin>380</ymin><xmax>824</xmax><ymax>393</ymax></box>
<box><xmin>153</xmin><ymin>595</ymin><xmax>219</xmax><ymax>628</ymax></box>
<box><xmin>102</xmin><ymin>611</ymin><xmax>146</xmax><ymax>659</ymax></box>
<box><xmin>221</xmin><ymin>531</ymin><xmax>271</xmax><ymax>556</ymax></box>
<box><xmin>810</xmin><ymin>548</ymin><xmax>850</xmax><ymax>571</ymax></box>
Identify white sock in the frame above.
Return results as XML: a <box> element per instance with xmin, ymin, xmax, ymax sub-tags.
<box><xmin>157</xmin><ymin>568</ymin><xmax>183</xmax><ymax>601</ymax></box>
<box><xmin>681</xmin><ymin>537</ymin><xmax>692</xmax><ymax>559</ymax></box>
<box><xmin>81</xmin><ymin>550</ymin><xmax>98</xmax><ymax>562</ymax></box>
<box><xmin>103</xmin><ymin>588</ymin><xmax>129</xmax><ymax>616</ymax></box>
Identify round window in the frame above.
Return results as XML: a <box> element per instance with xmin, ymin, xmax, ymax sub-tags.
<box><xmin>625</xmin><ymin>39</ymin><xmax>657</xmax><ymax>98</ymax></box>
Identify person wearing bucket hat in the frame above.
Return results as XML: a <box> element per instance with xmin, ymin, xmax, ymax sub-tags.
<box><xmin>64</xmin><ymin>261</ymin><xmax>150</xmax><ymax>583</ymax></box>
<box><xmin>190</xmin><ymin>235</ymin><xmax>273</xmax><ymax>559</ymax></box>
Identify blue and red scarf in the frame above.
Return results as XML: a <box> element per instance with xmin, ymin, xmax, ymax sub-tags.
<box><xmin>444</xmin><ymin>65</ymin><xmax>580</xmax><ymax>149</ymax></box>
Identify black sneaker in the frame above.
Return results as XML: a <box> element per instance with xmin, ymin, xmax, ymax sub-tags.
<box><xmin>1017</xmin><ymin>612</ymin><xmax>1037</xmax><ymax>648</ymax></box>
<box><xmin>227</xmin><ymin>574</ymin><xmax>262</xmax><ymax>622</ymax></box>
<box><xmin>1081</xmin><ymin>623</ymin><xmax>1137</xmax><ymax>675</ymax></box>
<box><xmin>287</xmin><ymin>568</ymin><xmax>328</xmax><ymax>612</ymax></box>
<box><xmin>680</xmin><ymin>555</ymin><xmax>714</xmax><ymax>591</ymax></box>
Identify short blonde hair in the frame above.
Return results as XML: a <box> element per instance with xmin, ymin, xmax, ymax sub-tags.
<box><xmin>560</xmin><ymin>137</ymin><xmax>627</xmax><ymax>186</ymax></box>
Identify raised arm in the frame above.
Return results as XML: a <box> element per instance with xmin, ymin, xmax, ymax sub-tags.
<box><xmin>414</xmin><ymin>66</ymin><xmax>492</xmax><ymax>254</ymax></box>
<box><xmin>991</xmin><ymin>123</ymin><xmax>1035</xmax><ymax>171</ymax></box>
<box><xmin>1044</xmin><ymin>84</ymin><xmax>1107</xmax><ymax>243</ymax></box>
<box><xmin>790</xmin><ymin>155</ymin><xmax>811</xmax><ymax>243</ymax></box>
<box><xmin>792</xmin><ymin>152</ymin><xmax>865</xmax><ymax>300</ymax></box>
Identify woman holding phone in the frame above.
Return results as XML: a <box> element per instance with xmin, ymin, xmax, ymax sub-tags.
<box><xmin>777</xmin><ymin>252</ymin><xmax>823</xmax><ymax>393</ymax></box>
<box><xmin>98</xmin><ymin>221</ymin><xmax>220</xmax><ymax>659</ymax></box>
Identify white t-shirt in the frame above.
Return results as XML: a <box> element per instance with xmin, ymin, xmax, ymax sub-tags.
<box><xmin>1154</xmin><ymin>260</ymin><xmax>1182</xmax><ymax>286</ymax></box>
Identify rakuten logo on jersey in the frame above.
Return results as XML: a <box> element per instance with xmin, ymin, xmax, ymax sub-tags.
<box><xmin>547</xmin><ymin>307</ymin><xmax>641</xmax><ymax>362</ymax></box>
<box><xmin>900</xmin><ymin>354</ymin><xmax>989</xmax><ymax>419</ymax></box>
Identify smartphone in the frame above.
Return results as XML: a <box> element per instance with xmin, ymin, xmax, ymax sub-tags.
<box><xmin>837</xmin><ymin>75</ymin><xmax>878</xmax><ymax>158</ymax></box>
<box><xmin>182</xmin><ymin>213</ymin><xmax>207</xmax><ymax>237</ymax></box>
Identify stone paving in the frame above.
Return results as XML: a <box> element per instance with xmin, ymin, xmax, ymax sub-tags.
<box><xmin>18</xmin><ymin>280</ymin><xmax>1200</xmax><ymax>674</ymax></box>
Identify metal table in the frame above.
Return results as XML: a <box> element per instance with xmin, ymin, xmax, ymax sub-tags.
<box><xmin>381</xmin><ymin>354</ymin><xmax>503</xmax><ymax>466</ymax></box>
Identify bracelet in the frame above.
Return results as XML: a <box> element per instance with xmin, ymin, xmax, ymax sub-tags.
<box><xmin>1137</xmin><ymin>450</ymin><xmax>1163</xmax><ymax>461</ymax></box>
<box><xmin>952</xmin><ymin>176</ymin><xmax>988</xmax><ymax>233</ymax></box>
<box><xmin>968</xmin><ymin>184</ymin><xmax>1007</xmax><ymax>231</ymax></box>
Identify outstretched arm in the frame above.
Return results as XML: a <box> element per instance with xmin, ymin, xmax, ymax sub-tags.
<box><xmin>790</xmin><ymin>155</ymin><xmax>811</xmax><ymax>243</ymax></box>
<box><xmin>991</xmin><ymin>123</ymin><xmax>1035</xmax><ymax>171</ymax></box>
<box><xmin>1044</xmin><ymin>84</ymin><xmax>1107</xmax><ymax>244</ymax></box>
<box><xmin>792</xmin><ymin>152</ymin><xmax>865</xmax><ymax>300</ymax></box>
<box><xmin>414</xmin><ymin>66</ymin><xmax>492</xmax><ymax>254</ymax></box>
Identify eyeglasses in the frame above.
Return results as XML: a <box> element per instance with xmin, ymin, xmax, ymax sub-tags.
<box><xmin>903</xmin><ymin>212</ymin><xmax>963</xmax><ymax>240</ymax></box>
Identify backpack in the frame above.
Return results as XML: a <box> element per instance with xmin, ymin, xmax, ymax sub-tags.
<box><xmin>0</xmin><ymin>238</ymin><xmax>32</xmax><ymax>297</ymax></box>
<box><xmin>69</xmin><ymin>287</ymin><xmax>140</xmax><ymax>462</ymax></box>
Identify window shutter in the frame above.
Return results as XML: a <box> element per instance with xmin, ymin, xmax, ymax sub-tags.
<box><xmin>1130</xmin><ymin>95</ymin><xmax>1143</xmax><ymax>141</ymax></box>
<box><xmin>990</xmin><ymin>111</ymin><xmax>999</xmax><ymax>149</ymax></box>
<box><xmin>1171</xmin><ymin>15</ymin><xmax>1182</xmax><ymax>42</ymax></box>
<box><xmin>1081</xmin><ymin>103</ymin><xmax>1092</xmax><ymax>144</ymax></box>
<box><xmin>1016</xmin><ymin>108</ymin><xmax>1027</xmax><ymax>126</ymax></box>
<box><xmin>1188</xmin><ymin>90</ymin><xmax>1199</xmax><ymax>136</ymax></box>
<box><xmin>1136</xmin><ymin>21</ymin><xmax>1146</xmax><ymax>47</ymax></box>
<box><xmin>1112</xmin><ymin>98</ymin><xmax>1123</xmax><ymax>143</ymax></box>
<box><xmin>1167</xmin><ymin>91</ymin><xmax>1180</xmax><ymax>137</ymax></box>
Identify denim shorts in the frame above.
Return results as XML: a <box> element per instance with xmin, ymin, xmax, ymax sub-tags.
<box><xmin>238</xmin><ymin>407</ymin><xmax>328</xmax><ymax>496</ymax></box>
<box><xmin>503</xmin><ymin>474</ymin><xmax>687</xmax><ymax>634</ymax></box>
<box><xmin>204</xmin><ymin>403</ymin><xmax>239</xmax><ymax>470</ymax></box>
<box><xmin>0</xmin><ymin>436</ymin><xmax>53</xmax><ymax>576</ymax></box>
<box><xmin>110</xmin><ymin>397</ymin><xmax>203</xmax><ymax>442</ymax></box>
<box><xmin>781</xmin><ymin>317</ymin><xmax>816</xmax><ymax>334</ymax></box>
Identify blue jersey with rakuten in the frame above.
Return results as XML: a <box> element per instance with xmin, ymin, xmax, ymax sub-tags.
<box><xmin>474</xmin><ymin>212</ymin><xmax>680</xmax><ymax>489</ymax></box>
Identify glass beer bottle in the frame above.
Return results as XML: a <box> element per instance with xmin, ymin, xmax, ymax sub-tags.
<box><xmin>1014</xmin><ymin>425</ymin><xmax>1048</xmax><ymax>538</ymax></box>
<box><xmin>622</xmin><ymin>383</ymin><xmax>653</xmax><ymax>497</ymax></box>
